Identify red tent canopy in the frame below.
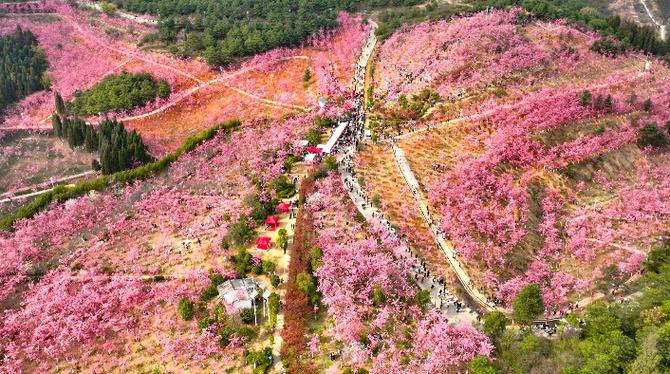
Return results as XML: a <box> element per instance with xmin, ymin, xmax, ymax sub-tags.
<box><xmin>277</xmin><ymin>203</ymin><xmax>290</xmax><ymax>212</ymax></box>
<box><xmin>306</xmin><ymin>146</ymin><xmax>322</xmax><ymax>153</ymax></box>
<box><xmin>256</xmin><ymin>237</ymin><xmax>272</xmax><ymax>250</ymax></box>
<box><xmin>265</xmin><ymin>215</ymin><xmax>279</xmax><ymax>230</ymax></box>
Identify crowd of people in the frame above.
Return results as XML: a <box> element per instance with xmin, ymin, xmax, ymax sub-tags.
<box><xmin>320</xmin><ymin>28</ymin><xmax>477</xmax><ymax>322</ymax></box>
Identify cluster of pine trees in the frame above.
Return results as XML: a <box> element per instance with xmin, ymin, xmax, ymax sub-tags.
<box><xmin>115</xmin><ymin>0</ymin><xmax>419</xmax><ymax>65</ymax></box>
<box><xmin>52</xmin><ymin>92</ymin><xmax>151</xmax><ymax>175</ymax></box>
<box><xmin>68</xmin><ymin>71</ymin><xmax>170</xmax><ymax>116</ymax></box>
<box><xmin>0</xmin><ymin>25</ymin><xmax>49</xmax><ymax>115</ymax></box>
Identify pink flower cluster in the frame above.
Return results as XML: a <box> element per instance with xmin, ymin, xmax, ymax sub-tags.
<box><xmin>428</xmin><ymin>68</ymin><xmax>670</xmax><ymax>309</ymax></box>
<box><xmin>306</xmin><ymin>174</ymin><xmax>491</xmax><ymax>372</ymax></box>
<box><xmin>376</xmin><ymin>8</ymin><xmax>546</xmax><ymax>102</ymax></box>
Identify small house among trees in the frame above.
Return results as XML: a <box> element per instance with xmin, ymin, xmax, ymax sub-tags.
<box><xmin>217</xmin><ymin>278</ymin><xmax>264</xmax><ymax>312</ymax></box>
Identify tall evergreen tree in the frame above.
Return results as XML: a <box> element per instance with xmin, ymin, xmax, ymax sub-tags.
<box><xmin>54</xmin><ymin>91</ymin><xmax>66</xmax><ymax>116</ymax></box>
<box><xmin>51</xmin><ymin>114</ymin><xmax>62</xmax><ymax>137</ymax></box>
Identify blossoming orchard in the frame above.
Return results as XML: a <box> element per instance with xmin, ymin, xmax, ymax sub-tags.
<box><xmin>2</xmin><ymin>0</ymin><xmax>670</xmax><ymax>372</ymax></box>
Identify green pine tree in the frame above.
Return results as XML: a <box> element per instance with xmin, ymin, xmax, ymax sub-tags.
<box><xmin>54</xmin><ymin>91</ymin><xmax>66</xmax><ymax>115</ymax></box>
<box><xmin>51</xmin><ymin>114</ymin><xmax>62</xmax><ymax>137</ymax></box>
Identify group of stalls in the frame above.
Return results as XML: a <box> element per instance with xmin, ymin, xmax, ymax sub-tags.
<box><xmin>255</xmin><ymin>202</ymin><xmax>291</xmax><ymax>250</ymax></box>
<box><xmin>255</xmin><ymin>121</ymin><xmax>349</xmax><ymax>250</ymax></box>
<box><xmin>301</xmin><ymin>120</ymin><xmax>349</xmax><ymax>163</ymax></box>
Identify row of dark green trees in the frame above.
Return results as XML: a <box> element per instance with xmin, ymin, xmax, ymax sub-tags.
<box><xmin>52</xmin><ymin>92</ymin><xmax>151</xmax><ymax>175</ymax></box>
<box><xmin>0</xmin><ymin>25</ymin><xmax>49</xmax><ymax>115</ymax></box>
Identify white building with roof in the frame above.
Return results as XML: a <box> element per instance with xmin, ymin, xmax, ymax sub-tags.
<box><xmin>217</xmin><ymin>278</ymin><xmax>267</xmax><ymax>314</ymax></box>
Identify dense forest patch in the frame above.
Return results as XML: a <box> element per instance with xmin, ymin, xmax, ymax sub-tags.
<box><xmin>67</xmin><ymin>71</ymin><xmax>170</xmax><ymax>116</ymax></box>
<box><xmin>0</xmin><ymin>26</ymin><xmax>49</xmax><ymax>115</ymax></box>
<box><xmin>110</xmin><ymin>0</ymin><xmax>420</xmax><ymax>64</ymax></box>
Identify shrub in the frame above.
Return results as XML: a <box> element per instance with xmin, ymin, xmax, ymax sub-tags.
<box><xmin>270</xmin><ymin>273</ymin><xmax>281</xmax><ymax>288</ymax></box>
<box><xmin>238</xmin><ymin>325</ymin><xmax>258</xmax><ymax>340</ymax></box>
<box><xmin>210</xmin><ymin>273</ymin><xmax>225</xmax><ymax>285</ymax></box>
<box><xmin>218</xmin><ymin>323</ymin><xmax>236</xmax><ymax>347</ymax></box>
<box><xmin>309</xmin><ymin>247</ymin><xmax>323</xmax><ymax>272</ymax></box>
<box><xmin>579</xmin><ymin>90</ymin><xmax>592</xmax><ymax>106</ymax></box>
<box><xmin>638</xmin><ymin>123</ymin><xmax>669</xmax><ymax>149</ymax></box>
<box><xmin>415</xmin><ymin>289</ymin><xmax>431</xmax><ymax>311</ymax></box>
<box><xmin>269</xmin><ymin>175</ymin><xmax>295</xmax><ymax>198</ymax></box>
<box><xmin>643</xmin><ymin>98</ymin><xmax>653</xmax><ymax>112</ymax></box>
<box><xmin>246</xmin><ymin>347</ymin><xmax>273</xmax><ymax>373</ymax></box>
<box><xmin>469</xmin><ymin>355</ymin><xmax>499</xmax><ymax>374</ymax></box>
<box><xmin>262</xmin><ymin>260</ymin><xmax>276</xmax><ymax>274</ymax></box>
<box><xmin>200</xmin><ymin>283</ymin><xmax>219</xmax><ymax>302</ymax></box>
<box><xmin>322</xmin><ymin>156</ymin><xmax>337</xmax><ymax>172</ymax></box>
<box><xmin>302</xmin><ymin>68</ymin><xmax>311</xmax><ymax>89</ymax></box>
<box><xmin>314</xmin><ymin>115</ymin><xmax>336</xmax><ymax>128</ymax></box>
<box><xmin>277</xmin><ymin>228</ymin><xmax>289</xmax><ymax>251</ymax></box>
<box><xmin>223</xmin><ymin>216</ymin><xmax>255</xmax><ymax>248</ymax></box>
<box><xmin>198</xmin><ymin>315</ymin><xmax>216</xmax><ymax>330</ymax></box>
<box><xmin>591</xmin><ymin>37</ymin><xmax>624</xmax><ymax>56</ymax></box>
<box><xmin>268</xmin><ymin>292</ymin><xmax>280</xmax><ymax>328</ymax></box>
<box><xmin>482</xmin><ymin>311</ymin><xmax>507</xmax><ymax>340</ymax></box>
<box><xmin>512</xmin><ymin>284</ymin><xmax>545</xmax><ymax>324</ymax></box>
<box><xmin>178</xmin><ymin>298</ymin><xmax>195</xmax><ymax>321</ymax></box>
<box><xmin>296</xmin><ymin>272</ymin><xmax>319</xmax><ymax>305</ymax></box>
<box><xmin>157</xmin><ymin>79</ymin><xmax>171</xmax><ymax>99</ymax></box>
<box><xmin>306</xmin><ymin>128</ymin><xmax>322</xmax><ymax>146</ymax></box>
<box><xmin>240</xmin><ymin>308</ymin><xmax>255</xmax><ymax>324</ymax></box>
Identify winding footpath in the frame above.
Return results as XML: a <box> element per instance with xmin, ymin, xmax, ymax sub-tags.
<box><xmin>385</xmin><ymin>68</ymin><xmax>658</xmax><ymax>322</ymax></box>
<box><xmin>390</xmin><ymin>144</ymin><xmax>496</xmax><ymax>311</ymax></box>
<box><xmin>0</xmin><ymin>171</ymin><xmax>97</xmax><ymax>204</ymax></box>
<box><xmin>23</xmin><ymin>10</ymin><xmax>313</xmax><ymax>127</ymax></box>
<box><xmin>334</xmin><ymin>22</ymin><xmax>478</xmax><ymax>324</ymax></box>
<box><xmin>639</xmin><ymin>0</ymin><xmax>667</xmax><ymax>41</ymax></box>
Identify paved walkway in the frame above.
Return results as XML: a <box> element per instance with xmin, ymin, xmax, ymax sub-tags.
<box><xmin>339</xmin><ymin>149</ymin><xmax>477</xmax><ymax>324</ymax></box>
<box><xmin>0</xmin><ymin>170</ymin><xmax>97</xmax><ymax>203</ymax></box>
<box><xmin>332</xmin><ymin>22</ymin><xmax>478</xmax><ymax>324</ymax></box>
<box><xmin>390</xmin><ymin>143</ymin><xmax>495</xmax><ymax>312</ymax></box>
<box><xmin>384</xmin><ymin>68</ymin><xmax>656</xmax><ymax>322</ymax></box>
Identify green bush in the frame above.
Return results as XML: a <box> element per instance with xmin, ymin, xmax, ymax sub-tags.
<box><xmin>269</xmin><ymin>175</ymin><xmax>295</xmax><ymax>198</ymax></box>
<box><xmin>210</xmin><ymin>273</ymin><xmax>225</xmax><ymax>285</ymax></box>
<box><xmin>270</xmin><ymin>273</ymin><xmax>281</xmax><ymax>288</ymax></box>
<box><xmin>218</xmin><ymin>323</ymin><xmax>236</xmax><ymax>347</ymax></box>
<box><xmin>415</xmin><ymin>289</ymin><xmax>431</xmax><ymax>311</ymax></box>
<box><xmin>200</xmin><ymin>283</ymin><xmax>219</xmax><ymax>302</ymax></box>
<box><xmin>512</xmin><ymin>284</ymin><xmax>545</xmax><ymax>324</ymax></box>
<box><xmin>240</xmin><ymin>308</ymin><xmax>255</xmax><ymax>324</ymax></box>
<box><xmin>261</xmin><ymin>260</ymin><xmax>276</xmax><ymax>274</ymax></box>
<box><xmin>306</xmin><ymin>128</ymin><xmax>322</xmax><ymax>146</ymax></box>
<box><xmin>469</xmin><ymin>355</ymin><xmax>499</xmax><ymax>374</ymax></box>
<box><xmin>482</xmin><ymin>311</ymin><xmax>507</xmax><ymax>340</ymax></box>
<box><xmin>638</xmin><ymin>123</ymin><xmax>669</xmax><ymax>149</ymax></box>
<box><xmin>178</xmin><ymin>298</ymin><xmax>195</xmax><ymax>321</ymax></box>
<box><xmin>246</xmin><ymin>347</ymin><xmax>273</xmax><ymax>373</ymax></box>
<box><xmin>198</xmin><ymin>315</ymin><xmax>216</xmax><ymax>330</ymax></box>
<box><xmin>238</xmin><ymin>325</ymin><xmax>258</xmax><ymax>340</ymax></box>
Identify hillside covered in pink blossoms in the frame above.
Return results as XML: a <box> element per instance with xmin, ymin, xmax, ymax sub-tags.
<box><xmin>2</xmin><ymin>0</ymin><xmax>670</xmax><ymax>373</ymax></box>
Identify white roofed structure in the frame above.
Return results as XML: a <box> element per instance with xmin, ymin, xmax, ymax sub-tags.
<box><xmin>217</xmin><ymin>278</ymin><xmax>264</xmax><ymax>312</ymax></box>
<box><xmin>322</xmin><ymin>121</ymin><xmax>349</xmax><ymax>154</ymax></box>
